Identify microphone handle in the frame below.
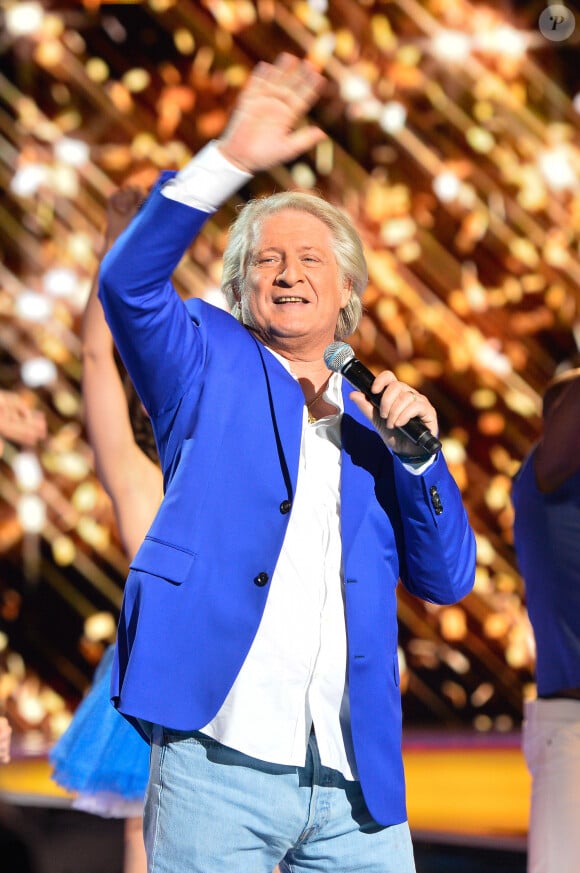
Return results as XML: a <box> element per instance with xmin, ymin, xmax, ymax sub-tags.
<box><xmin>342</xmin><ymin>359</ymin><xmax>442</xmax><ymax>455</ymax></box>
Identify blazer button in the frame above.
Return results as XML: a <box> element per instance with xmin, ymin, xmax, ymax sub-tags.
<box><xmin>279</xmin><ymin>500</ymin><xmax>292</xmax><ymax>514</ymax></box>
<box><xmin>429</xmin><ymin>485</ymin><xmax>443</xmax><ymax>515</ymax></box>
<box><xmin>254</xmin><ymin>572</ymin><xmax>269</xmax><ymax>587</ymax></box>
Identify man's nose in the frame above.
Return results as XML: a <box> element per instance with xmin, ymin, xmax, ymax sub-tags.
<box><xmin>275</xmin><ymin>259</ymin><xmax>303</xmax><ymax>285</ymax></box>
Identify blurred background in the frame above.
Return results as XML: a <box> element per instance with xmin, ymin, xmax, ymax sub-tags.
<box><xmin>0</xmin><ymin>0</ymin><xmax>579</xmax><ymax>753</ymax></box>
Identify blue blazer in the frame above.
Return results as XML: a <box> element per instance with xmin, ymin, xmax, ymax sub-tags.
<box><xmin>99</xmin><ymin>175</ymin><xmax>476</xmax><ymax>827</ymax></box>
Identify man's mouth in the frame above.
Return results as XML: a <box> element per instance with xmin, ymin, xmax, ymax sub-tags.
<box><xmin>275</xmin><ymin>296</ymin><xmax>308</xmax><ymax>304</ymax></box>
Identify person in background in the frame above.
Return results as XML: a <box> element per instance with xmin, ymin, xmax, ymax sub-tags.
<box><xmin>0</xmin><ymin>716</ymin><xmax>11</xmax><ymax>764</ymax></box>
<box><xmin>0</xmin><ymin>390</ymin><xmax>46</xmax><ymax>456</ymax></box>
<box><xmin>100</xmin><ymin>53</ymin><xmax>476</xmax><ymax>873</ymax></box>
<box><xmin>1</xmin><ymin>710</ymin><xmax>35</xmax><ymax>871</ymax></box>
<box><xmin>1</xmin><ymin>389</ymin><xmax>46</xmax><ymax>766</ymax></box>
<box><xmin>1</xmin><ymin>392</ymin><xmax>46</xmax><ymax>870</ymax></box>
<box><xmin>50</xmin><ymin>187</ymin><xmax>161</xmax><ymax>873</ymax></box>
<box><xmin>512</xmin><ymin>365</ymin><xmax>580</xmax><ymax>873</ymax></box>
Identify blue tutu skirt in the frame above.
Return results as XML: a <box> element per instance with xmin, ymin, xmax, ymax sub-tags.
<box><xmin>50</xmin><ymin>645</ymin><xmax>149</xmax><ymax>818</ymax></box>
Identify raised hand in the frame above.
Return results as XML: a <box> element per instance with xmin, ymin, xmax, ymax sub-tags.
<box><xmin>103</xmin><ymin>186</ymin><xmax>145</xmax><ymax>250</ymax></box>
<box><xmin>218</xmin><ymin>53</ymin><xmax>327</xmax><ymax>173</ymax></box>
<box><xmin>0</xmin><ymin>390</ymin><xmax>46</xmax><ymax>454</ymax></box>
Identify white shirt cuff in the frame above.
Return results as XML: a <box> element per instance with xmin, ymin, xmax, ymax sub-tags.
<box><xmin>161</xmin><ymin>141</ymin><xmax>253</xmax><ymax>213</ymax></box>
<box><xmin>397</xmin><ymin>454</ymin><xmax>437</xmax><ymax>475</ymax></box>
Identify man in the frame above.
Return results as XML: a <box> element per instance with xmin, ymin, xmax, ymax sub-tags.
<box><xmin>512</xmin><ymin>366</ymin><xmax>580</xmax><ymax>873</ymax></box>
<box><xmin>100</xmin><ymin>54</ymin><xmax>476</xmax><ymax>873</ymax></box>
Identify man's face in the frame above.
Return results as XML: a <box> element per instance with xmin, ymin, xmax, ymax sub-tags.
<box><xmin>238</xmin><ymin>209</ymin><xmax>351</xmax><ymax>354</ymax></box>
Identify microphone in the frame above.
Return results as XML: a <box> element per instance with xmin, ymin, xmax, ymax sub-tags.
<box><xmin>324</xmin><ymin>341</ymin><xmax>442</xmax><ymax>456</ymax></box>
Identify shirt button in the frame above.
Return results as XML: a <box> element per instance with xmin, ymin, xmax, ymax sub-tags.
<box><xmin>253</xmin><ymin>572</ymin><xmax>269</xmax><ymax>587</ymax></box>
<box><xmin>279</xmin><ymin>500</ymin><xmax>292</xmax><ymax>514</ymax></box>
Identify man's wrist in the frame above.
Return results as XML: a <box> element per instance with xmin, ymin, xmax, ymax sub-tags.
<box><xmin>393</xmin><ymin>451</ymin><xmax>434</xmax><ymax>463</ymax></box>
<box><xmin>215</xmin><ymin>141</ymin><xmax>254</xmax><ymax>174</ymax></box>
<box><xmin>392</xmin><ymin>450</ymin><xmax>437</xmax><ymax>473</ymax></box>
<box><xmin>162</xmin><ymin>141</ymin><xmax>253</xmax><ymax>213</ymax></box>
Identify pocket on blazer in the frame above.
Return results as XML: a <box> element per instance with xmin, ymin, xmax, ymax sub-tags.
<box><xmin>129</xmin><ymin>536</ymin><xmax>198</xmax><ymax>586</ymax></box>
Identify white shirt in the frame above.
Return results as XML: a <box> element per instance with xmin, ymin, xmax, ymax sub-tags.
<box><xmin>200</xmin><ymin>367</ymin><xmax>357</xmax><ymax>778</ymax></box>
<box><xmin>161</xmin><ymin>142</ymin><xmax>432</xmax><ymax>778</ymax></box>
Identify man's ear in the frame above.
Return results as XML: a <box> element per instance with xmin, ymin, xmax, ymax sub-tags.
<box><xmin>340</xmin><ymin>277</ymin><xmax>352</xmax><ymax>307</ymax></box>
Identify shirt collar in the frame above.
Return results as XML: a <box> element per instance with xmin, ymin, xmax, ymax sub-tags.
<box><xmin>263</xmin><ymin>345</ymin><xmax>344</xmax><ymax>415</ymax></box>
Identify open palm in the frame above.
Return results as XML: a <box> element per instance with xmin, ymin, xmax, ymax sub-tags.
<box><xmin>218</xmin><ymin>53</ymin><xmax>327</xmax><ymax>173</ymax></box>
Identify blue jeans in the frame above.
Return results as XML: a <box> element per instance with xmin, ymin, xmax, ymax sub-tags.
<box><xmin>145</xmin><ymin>727</ymin><xmax>416</xmax><ymax>872</ymax></box>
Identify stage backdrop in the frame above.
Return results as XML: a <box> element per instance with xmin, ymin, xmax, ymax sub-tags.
<box><xmin>0</xmin><ymin>0</ymin><xmax>579</xmax><ymax>744</ymax></box>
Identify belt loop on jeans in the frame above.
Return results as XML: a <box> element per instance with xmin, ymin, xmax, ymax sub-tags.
<box><xmin>151</xmin><ymin>723</ymin><xmax>164</xmax><ymax>745</ymax></box>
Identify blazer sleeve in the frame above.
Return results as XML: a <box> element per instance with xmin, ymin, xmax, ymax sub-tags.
<box><xmin>394</xmin><ymin>453</ymin><xmax>476</xmax><ymax>605</ymax></box>
<box><xmin>98</xmin><ymin>172</ymin><xmax>211</xmax><ymax>417</ymax></box>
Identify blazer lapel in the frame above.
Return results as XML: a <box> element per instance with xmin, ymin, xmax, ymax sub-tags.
<box><xmin>252</xmin><ymin>340</ymin><xmax>304</xmax><ymax>500</ymax></box>
<box><xmin>340</xmin><ymin>383</ymin><xmax>384</xmax><ymax>562</ymax></box>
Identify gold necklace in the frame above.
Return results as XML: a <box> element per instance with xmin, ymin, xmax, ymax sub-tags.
<box><xmin>306</xmin><ymin>378</ymin><xmax>330</xmax><ymax>424</ymax></box>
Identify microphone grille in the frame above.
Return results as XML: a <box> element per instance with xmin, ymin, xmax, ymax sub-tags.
<box><xmin>324</xmin><ymin>341</ymin><xmax>355</xmax><ymax>373</ymax></box>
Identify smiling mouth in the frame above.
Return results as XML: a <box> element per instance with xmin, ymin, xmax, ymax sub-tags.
<box><xmin>275</xmin><ymin>296</ymin><xmax>308</xmax><ymax>304</ymax></box>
